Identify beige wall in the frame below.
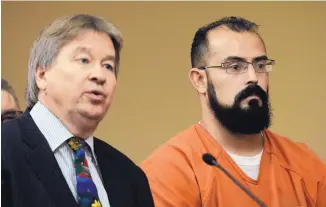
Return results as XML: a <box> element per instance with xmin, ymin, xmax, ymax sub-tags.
<box><xmin>2</xmin><ymin>2</ymin><xmax>326</xmax><ymax>163</ymax></box>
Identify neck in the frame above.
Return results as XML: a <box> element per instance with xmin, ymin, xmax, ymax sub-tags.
<box><xmin>39</xmin><ymin>97</ymin><xmax>98</xmax><ymax>139</ymax></box>
<box><xmin>201</xmin><ymin>106</ymin><xmax>264</xmax><ymax>156</ymax></box>
<box><xmin>64</xmin><ymin>113</ymin><xmax>98</xmax><ymax>139</ymax></box>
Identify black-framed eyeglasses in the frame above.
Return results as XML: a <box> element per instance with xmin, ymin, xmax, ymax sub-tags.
<box><xmin>198</xmin><ymin>59</ymin><xmax>275</xmax><ymax>74</ymax></box>
<box><xmin>1</xmin><ymin>110</ymin><xmax>23</xmax><ymax>123</ymax></box>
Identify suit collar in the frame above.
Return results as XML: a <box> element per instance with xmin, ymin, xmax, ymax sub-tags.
<box><xmin>94</xmin><ymin>138</ymin><xmax>132</xmax><ymax>206</ymax></box>
<box><xmin>19</xmin><ymin>110</ymin><xmax>78</xmax><ymax>207</ymax></box>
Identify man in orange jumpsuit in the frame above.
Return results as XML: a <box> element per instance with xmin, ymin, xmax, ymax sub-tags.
<box><xmin>141</xmin><ymin>16</ymin><xmax>326</xmax><ymax>207</ymax></box>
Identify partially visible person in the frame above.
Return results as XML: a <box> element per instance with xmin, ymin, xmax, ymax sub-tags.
<box><xmin>1</xmin><ymin>78</ymin><xmax>22</xmax><ymax>123</ymax></box>
<box><xmin>141</xmin><ymin>16</ymin><xmax>326</xmax><ymax>207</ymax></box>
<box><xmin>2</xmin><ymin>14</ymin><xmax>154</xmax><ymax>207</ymax></box>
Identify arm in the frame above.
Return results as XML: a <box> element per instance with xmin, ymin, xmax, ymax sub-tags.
<box><xmin>1</xmin><ymin>165</ymin><xmax>14</xmax><ymax>207</ymax></box>
<box><xmin>1</xmin><ymin>120</ymin><xmax>24</xmax><ymax>207</ymax></box>
<box><xmin>316</xmin><ymin>166</ymin><xmax>326</xmax><ymax>207</ymax></box>
<box><xmin>141</xmin><ymin>146</ymin><xmax>202</xmax><ymax>207</ymax></box>
<box><xmin>133</xmin><ymin>167</ymin><xmax>155</xmax><ymax>207</ymax></box>
<box><xmin>1</xmin><ymin>128</ymin><xmax>15</xmax><ymax>207</ymax></box>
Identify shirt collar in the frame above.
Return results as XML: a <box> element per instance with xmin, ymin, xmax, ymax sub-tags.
<box><xmin>30</xmin><ymin>102</ymin><xmax>95</xmax><ymax>156</ymax></box>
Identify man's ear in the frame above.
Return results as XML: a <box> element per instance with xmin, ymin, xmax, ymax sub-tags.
<box><xmin>189</xmin><ymin>68</ymin><xmax>208</xmax><ymax>94</ymax></box>
<box><xmin>35</xmin><ymin>67</ymin><xmax>48</xmax><ymax>91</ymax></box>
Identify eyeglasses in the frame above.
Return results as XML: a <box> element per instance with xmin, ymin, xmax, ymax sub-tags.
<box><xmin>198</xmin><ymin>59</ymin><xmax>275</xmax><ymax>74</ymax></box>
<box><xmin>1</xmin><ymin>110</ymin><xmax>23</xmax><ymax>123</ymax></box>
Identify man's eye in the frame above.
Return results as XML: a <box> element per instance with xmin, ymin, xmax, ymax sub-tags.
<box><xmin>79</xmin><ymin>58</ymin><xmax>89</xmax><ymax>64</ymax></box>
<box><xmin>229</xmin><ymin>63</ymin><xmax>242</xmax><ymax>70</ymax></box>
<box><xmin>256</xmin><ymin>62</ymin><xmax>266</xmax><ymax>69</ymax></box>
<box><xmin>104</xmin><ymin>64</ymin><xmax>113</xmax><ymax>70</ymax></box>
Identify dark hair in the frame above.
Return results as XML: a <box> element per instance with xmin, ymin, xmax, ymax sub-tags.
<box><xmin>1</xmin><ymin>78</ymin><xmax>20</xmax><ymax>108</ymax></box>
<box><xmin>191</xmin><ymin>16</ymin><xmax>260</xmax><ymax>68</ymax></box>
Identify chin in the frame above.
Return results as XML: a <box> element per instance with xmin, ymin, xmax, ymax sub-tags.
<box><xmin>83</xmin><ymin>111</ymin><xmax>105</xmax><ymax>121</ymax></box>
<box><xmin>76</xmin><ymin>101</ymin><xmax>109</xmax><ymax>120</ymax></box>
<box><xmin>79</xmin><ymin>107</ymin><xmax>107</xmax><ymax>121</ymax></box>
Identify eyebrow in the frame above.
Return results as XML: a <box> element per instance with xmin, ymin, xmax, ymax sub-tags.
<box><xmin>223</xmin><ymin>56</ymin><xmax>246</xmax><ymax>62</ymax></box>
<box><xmin>223</xmin><ymin>55</ymin><xmax>268</xmax><ymax>63</ymax></box>
<box><xmin>252</xmin><ymin>55</ymin><xmax>268</xmax><ymax>62</ymax></box>
<box><xmin>102</xmin><ymin>54</ymin><xmax>116</xmax><ymax>63</ymax></box>
<box><xmin>72</xmin><ymin>46</ymin><xmax>116</xmax><ymax>62</ymax></box>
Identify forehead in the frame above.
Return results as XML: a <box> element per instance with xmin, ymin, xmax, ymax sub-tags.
<box><xmin>2</xmin><ymin>90</ymin><xmax>14</xmax><ymax>102</ymax></box>
<box><xmin>206</xmin><ymin>27</ymin><xmax>266</xmax><ymax>62</ymax></box>
<box><xmin>1</xmin><ymin>90</ymin><xmax>17</xmax><ymax>110</ymax></box>
<box><xmin>62</xmin><ymin>30</ymin><xmax>116</xmax><ymax>57</ymax></box>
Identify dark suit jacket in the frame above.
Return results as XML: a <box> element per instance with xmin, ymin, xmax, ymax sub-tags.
<box><xmin>1</xmin><ymin>111</ymin><xmax>155</xmax><ymax>207</ymax></box>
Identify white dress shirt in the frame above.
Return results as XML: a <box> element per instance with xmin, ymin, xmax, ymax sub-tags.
<box><xmin>30</xmin><ymin>102</ymin><xmax>110</xmax><ymax>206</ymax></box>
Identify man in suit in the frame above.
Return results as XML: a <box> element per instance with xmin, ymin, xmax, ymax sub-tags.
<box><xmin>2</xmin><ymin>14</ymin><xmax>154</xmax><ymax>207</ymax></box>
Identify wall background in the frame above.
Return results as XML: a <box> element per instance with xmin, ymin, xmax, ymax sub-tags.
<box><xmin>2</xmin><ymin>2</ymin><xmax>326</xmax><ymax>163</ymax></box>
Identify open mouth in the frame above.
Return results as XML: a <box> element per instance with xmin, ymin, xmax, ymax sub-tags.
<box><xmin>247</xmin><ymin>95</ymin><xmax>260</xmax><ymax>100</ymax></box>
<box><xmin>89</xmin><ymin>90</ymin><xmax>105</xmax><ymax>97</ymax></box>
<box><xmin>247</xmin><ymin>96</ymin><xmax>262</xmax><ymax>107</ymax></box>
<box><xmin>92</xmin><ymin>91</ymin><xmax>102</xmax><ymax>96</ymax></box>
<box><xmin>86</xmin><ymin>90</ymin><xmax>106</xmax><ymax>102</ymax></box>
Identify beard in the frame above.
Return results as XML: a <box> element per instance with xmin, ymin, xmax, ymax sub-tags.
<box><xmin>207</xmin><ymin>77</ymin><xmax>272</xmax><ymax>135</ymax></box>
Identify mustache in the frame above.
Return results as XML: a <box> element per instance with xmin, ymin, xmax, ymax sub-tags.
<box><xmin>234</xmin><ymin>84</ymin><xmax>268</xmax><ymax>104</ymax></box>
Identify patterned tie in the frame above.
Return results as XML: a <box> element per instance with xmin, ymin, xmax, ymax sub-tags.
<box><xmin>67</xmin><ymin>137</ymin><xmax>102</xmax><ymax>207</ymax></box>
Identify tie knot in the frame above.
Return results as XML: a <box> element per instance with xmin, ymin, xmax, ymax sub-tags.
<box><xmin>67</xmin><ymin>137</ymin><xmax>87</xmax><ymax>152</ymax></box>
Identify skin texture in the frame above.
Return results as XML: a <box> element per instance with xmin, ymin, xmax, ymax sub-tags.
<box><xmin>189</xmin><ymin>26</ymin><xmax>269</xmax><ymax>156</ymax></box>
<box><xmin>1</xmin><ymin>90</ymin><xmax>19</xmax><ymax>113</ymax></box>
<box><xmin>36</xmin><ymin>30</ymin><xmax>117</xmax><ymax>138</ymax></box>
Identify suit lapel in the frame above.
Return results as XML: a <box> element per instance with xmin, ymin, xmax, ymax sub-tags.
<box><xmin>20</xmin><ymin>112</ymin><xmax>78</xmax><ymax>207</ymax></box>
<box><xmin>94</xmin><ymin>139</ymin><xmax>132</xmax><ymax>207</ymax></box>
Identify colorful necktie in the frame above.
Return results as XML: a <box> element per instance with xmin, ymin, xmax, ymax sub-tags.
<box><xmin>67</xmin><ymin>137</ymin><xmax>102</xmax><ymax>207</ymax></box>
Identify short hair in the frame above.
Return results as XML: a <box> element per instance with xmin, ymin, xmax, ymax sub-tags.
<box><xmin>1</xmin><ymin>78</ymin><xmax>20</xmax><ymax>108</ymax></box>
<box><xmin>191</xmin><ymin>16</ymin><xmax>260</xmax><ymax>68</ymax></box>
<box><xmin>26</xmin><ymin>14</ymin><xmax>123</xmax><ymax>109</ymax></box>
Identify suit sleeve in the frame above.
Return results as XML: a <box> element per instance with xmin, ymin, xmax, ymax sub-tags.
<box><xmin>1</xmin><ymin>128</ymin><xmax>14</xmax><ymax>207</ymax></box>
<box><xmin>1</xmin><ymin>167</ymin><xmax>13</xmax><ymax>207</ymax></box>
<box><xmin>133</xmin><ymin>166</ymin><xmax>155</xmax><ymax>207</ymax></box>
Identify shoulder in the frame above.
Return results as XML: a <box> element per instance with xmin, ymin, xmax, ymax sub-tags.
<box><xmin>2</xmin><ymin>110</ymin><xmax>34</xmax><ymax>142</ymax></box>
<box><xmin>266</xmin><ymin>130</ymin><xmax>325</xmax><ymax>178</ymax></box>
<box><xmin>151</xmin><ymin>124</ymin><xmax>206</xmax><ymax>155</ymax></box>
<box><xmin>2</xmin><ymin>118</ymin><xmax>20</xmax><ymax>136</ymax></box>
<box><xmin>2</xmin><ymin>118</ymin><xmax>29</xmax><ymax>170</ymax></box>
<box><xmin>142</xmin><ymin>123</ymin><xmax>222</xmax><ymax>169</ymax></box>
<box><xmin>140</xmin><ymin>124</ymin><xmax>206</xmax><ymax>188</ymax></box>
<box><xmin>140</xmin><ymin>124</ymin><xmax>205</xmax><ymax>206</ymax></box>
<box><xmin>1</xmin><ymin>119</ymin><xmax>22</xmax><ymax>149</ymax></box>
<box><xmin>266</xmin><ymin>130</ymin><xmax>326</xmax><ymax>203</ymax></box>
<box><xmin>93</xmin><ymin>138</ymin><xmax>145</xmax><ymax>175</ymax></box>
<box><xmin>141</xmin><ymin>124</ymin><xmax>200</xmax><ymax>168</ymax></box>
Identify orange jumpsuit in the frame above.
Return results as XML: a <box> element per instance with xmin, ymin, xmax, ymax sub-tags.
<box><xmin>141</xmin><ymin>123</ymin><xmax>326</xmax><ymax>207</ymax></box>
